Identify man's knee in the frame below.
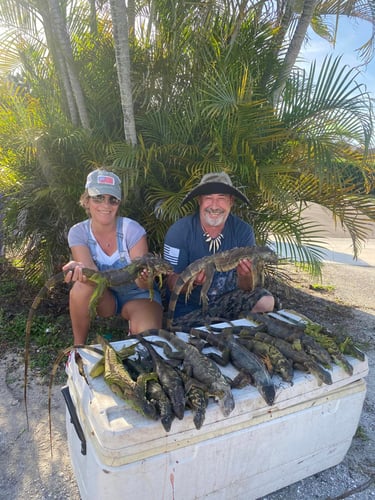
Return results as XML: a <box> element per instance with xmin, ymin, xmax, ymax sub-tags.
<box><xmin>251</xmin><ymin>294</ymin><xmax>275</xmax><ymax>313</ymax></box>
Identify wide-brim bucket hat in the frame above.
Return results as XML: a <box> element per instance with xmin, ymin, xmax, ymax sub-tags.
<box><xmin>182</xmin><ymin>172</ymin><xmax>250</xmax><ymax>205</ymax></box>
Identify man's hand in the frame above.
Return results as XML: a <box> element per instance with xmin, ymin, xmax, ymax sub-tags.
<box><xmin>237</xmin><ymin>259</ymin><xmax>254</xmax><ymax>291</ymax></box>
<box><xmin>237</xmin><ymin>258</ymin><xmax>252</xmax><ymax>276</ymax></box>
<box><xmin>167</xmin><ymin>269</ymin><xmax>206</xmax><ymax>293</ymax></box>
<box><xmin>193</xmin><ymin>269</ymin><xmax>206</xmax><ymax>286</ymax></box>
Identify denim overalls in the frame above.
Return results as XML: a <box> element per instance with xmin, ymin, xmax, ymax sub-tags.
<box><xmin>86</xmin><ymin>217</ymin><xmax>161</xmax><ymax>314</ymax></box>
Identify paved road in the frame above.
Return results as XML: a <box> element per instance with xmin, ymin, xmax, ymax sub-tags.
<box><xmin>320</xmin><ymin>237</ymin><xmax>375</xmax><ymax>267</ymax></box>
<box><xmin>304</xmin><ymin>202</ymin><xmax>375</xmax><ymax>267</ymax></box>
<box><xmin>274</xmin><ymin>202</ymin><xmax>375</xmax><ymax>267</ymax></box>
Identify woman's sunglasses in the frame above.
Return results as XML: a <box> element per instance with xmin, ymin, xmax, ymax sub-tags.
<box><xmin>90</xmin><ymin>195</ymin><xmax>121</xmax><ymax>206</ymax></box>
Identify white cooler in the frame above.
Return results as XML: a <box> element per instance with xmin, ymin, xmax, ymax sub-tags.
<box><xmin>64</xmin><ymin>316</ymin><xmax>368</xmax><ymax>500</ymax></box>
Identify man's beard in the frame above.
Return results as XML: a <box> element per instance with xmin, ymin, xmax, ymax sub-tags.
<box><xmin>203</xmin><ymin>209</ymin><xmax>227</xmax><ymax>227</ymax></box>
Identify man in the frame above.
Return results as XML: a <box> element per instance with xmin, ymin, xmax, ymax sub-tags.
<box><xmin>164</xmin><ymin>172</ymin><xmax>275</xmax><ymax>325</ymax></box>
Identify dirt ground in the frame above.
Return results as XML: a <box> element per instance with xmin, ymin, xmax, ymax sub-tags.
<box><xmin>1</xmin><ymin>261</ymin><xmax>374</xmax><ymax>500</ymax></box>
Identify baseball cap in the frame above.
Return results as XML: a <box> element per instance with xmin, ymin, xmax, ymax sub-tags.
<box><xmin>85</xmin><ymin>170</ymin><xmax>122</xmax><ymax>200</ymax></box>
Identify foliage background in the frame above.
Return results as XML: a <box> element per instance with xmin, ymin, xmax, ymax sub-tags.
<box><xmin>0</xmin><ymin>0</ymin><xmax>375</xmax><ymax>283</ymax></box>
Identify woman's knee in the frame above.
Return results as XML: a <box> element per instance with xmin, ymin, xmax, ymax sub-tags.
<box><xmin>70</xmin><ymin>282</ymin><xmax>116</xmax><ymax>317</ymax></box>
<box><xmin>69</xmin><ymin>281</ymin><xmax>93</xmax><ymax>304</ymax></box>
<box><xmin>122</xmin><ymin>299</ymin><xmax>163</xmax><ymax>332</ymax></box>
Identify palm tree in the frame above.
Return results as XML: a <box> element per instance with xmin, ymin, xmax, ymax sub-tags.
<box><xmin>269</xmin><ymin>0</ymin><xmax>375</xmax><ymax>103</ymax></box>
<box><xmin>0</xmin><ymin>0</ymin><xmax>374</xmax><ymax>279</ymax></box>
<box><xmin>123</xmin><ymin>14</ymin><xmax>375</xmax><ymax>271</ymax></box>
<box><xmin>108</xmin><ymin>0</ymin><xmax>137</xmax><ymax>144</ymax></box>
<box><xmin>0</xmin><ymin>0</ymin><xmax>90</xmax><ymax>128</ymax></box>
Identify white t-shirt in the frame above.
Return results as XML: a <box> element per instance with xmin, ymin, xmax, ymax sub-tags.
<box><xmin>68</xmin><ymin>217</ymin><xmax>146</xmax><ymax>267</ymax></box>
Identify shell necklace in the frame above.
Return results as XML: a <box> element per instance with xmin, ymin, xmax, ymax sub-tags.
<box><xmin>202</xmin><ymin>225</ymin><xmax>224</xmax><ymax>253</ymax></box>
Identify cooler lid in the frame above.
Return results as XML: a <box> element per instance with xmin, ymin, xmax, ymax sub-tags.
<box><xmin>66</xmin><ymin>315</ymin><xmax>368</xmax><ymax>466</ymax></box>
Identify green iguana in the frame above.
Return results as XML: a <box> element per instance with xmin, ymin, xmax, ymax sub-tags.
<box><xmin>98</xmin><ymin>336</ymin><xmax>159</xmax><ymax>419</ymax></box>
<box><xmin>166</xmin><ymin>246</ymin><xmax>277</xmax><ymax>328</ymax></box>
<box><xmin>248</xmin><ymin>313</ymin><xmax>333</xmax><ymax>367</ymax></box>
<box><xmin>245</xmin><ymin>330</ymin><xmax>333</xmax><ymax>386</ymax></box>
<box><xmin>179</xmin><ymin>370</ymin><xmax>208</xmax><ymax>430</ymax></box>
<box><xmin>138</xmin><ymin>337</ymin><xmax>186</xmax><ymax>420</ymax></box>
<box><xmin>24</xmin><ymin>253</ymin><xmax>172</xmax><ymax>425</ymax></box>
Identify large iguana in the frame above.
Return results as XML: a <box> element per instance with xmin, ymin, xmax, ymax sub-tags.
<box><xmin>248</xmin><ymin>313</ymin><xmax>333</xmax><ymax>368</ymax></box>
<box><xmin>166</xmin><ymin>246</ymin><xmax>277</xmax><ymax>328</ymax></box>
<box><xmin>138</xmin><ymin>337</ymin><xmax>186</xmax><ymax>420</ymax></box>
<box><xmin>142</xmin><ymin>329</ymin><xmax>235</xmax><ymax>417</ymax></box>
<box><xmin>98</xmin><ymin>336</ymin><xmax>159</xmax><ymax>419</ymax></box>
<box><xmin>24</xmin><ymin>253</ymin><xmax>172</xmax><ymax>423</ymax></box>
<box><xmin>190</xmin><ymin>326</ymin><xmax>276</xmax><ymax>405</ymax></box>
<box><xmin>243</xmin><ymin>330</ymin><xmax>333</xmax><ymax>386</ymax></box>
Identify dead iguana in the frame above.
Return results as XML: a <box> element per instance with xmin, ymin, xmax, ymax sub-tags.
<box><xmin>125</xmin><ymin>353</ymin><xmax>175</xmax><ymax>432</ymax></box>
<box><xmin>179</xmin><ymin>370</ymin><xmax>208</xmax><ymax>430</ymax></box>
<box><xmin>166</xmin><ymin>246</ymin><xmax>277</xmax><ymax>328</ymax></box>
<box><xmin>190</xmin><ymin>326</ymin><xmax>276</xmax><ymax>406</ymax></box>
<box><xmin>248</xmin><ymin>313</ymin><xmax>333</xmax><ymax>366</ymax></box>
<box><xmin>97</xmin><ymin>336</ymin><xmax>159</xmax><ymax>419</ymax></box>
<box><xmin>138</xmin><ymin>337</ymin><xmax>186</xmax><ymax>420</ymax></box>
<box><xmin>244</xmin><ymin>330</ymin><xmax>333</xmax><ymax>386</ymax></box>
<box><xmin>24</xmin><ymin>254</ymin><xmax>172</xmax><ymax>426</ymax></box>
<box><xmin>141</xmin><ymin>329</ymin><xmax>235</xmax><ymax>417</ymax></box>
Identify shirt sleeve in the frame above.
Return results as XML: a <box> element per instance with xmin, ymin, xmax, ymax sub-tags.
<box><xmin>124</xmin><ymin>218</ymin><xmax>147</xmax><ymax>250</ymax></box>
<box><xmin>236</xmin><ymin>218</ymin><xmax>256</xmax><ymax>247</ymax></box>
<box><xmin>163</xmin><ymin>217</ymin><xmax>191</xmax><ymax>273</ymax></box>
<box><xmin>68</xmin><ymin>221</ymin><xmax>89</xmax><ymax>248</ymax></box>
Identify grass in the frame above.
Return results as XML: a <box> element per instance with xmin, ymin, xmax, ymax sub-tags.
<box><xmin>355</xmin><ymin>425</ymin><xmax>369</xmax><ymax>441</ymax></box>
<box><xmin>309</xmin><ymin>283</ymin><xmax>336</xmax><ymax>292</ymax></box>
<box><xmin>0</xmin><ymin>260</ymin><xmax>128</xmax><ymax>380</ymax></box>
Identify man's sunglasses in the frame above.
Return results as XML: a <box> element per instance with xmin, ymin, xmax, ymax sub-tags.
<box><xmin>89</xmin><ymin>195</ymin><xmax>121</xmax><ymax>206</ymax></box>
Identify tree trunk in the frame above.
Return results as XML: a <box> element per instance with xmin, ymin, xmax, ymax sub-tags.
<box><xmin>47</xmin><ymin>0</ymin><xmax>91</xmax><ymax>130</ymax></box>
<box><xmin>109</xmin><ymin>0</ymin><xmax>137</xmax><ymax>145</ymax></box>
<box><xmin>272</xmin><ymin>0</ymin><xmax>319</xmax><ymax>105</ymax></box>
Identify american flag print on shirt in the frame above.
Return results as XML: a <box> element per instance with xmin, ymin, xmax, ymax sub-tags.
<box><xmin>164</xmin><ymin>244</ymin><xmax>180</xmax><ymax>266</ymax></box>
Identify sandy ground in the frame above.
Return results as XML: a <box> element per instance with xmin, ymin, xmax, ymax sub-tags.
<box><xmin>1</xmin><ymin>261</ymin><xmax>374</xmax><ymax>500</ymax></box>
<box><xmin>1</xmin><ymin>205</ymin><xmax>374</xmax><ymax>500</ymax></box>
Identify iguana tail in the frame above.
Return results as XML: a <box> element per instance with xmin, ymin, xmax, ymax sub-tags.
<box><xmin>24</xmin><ymin>271</ymin><xmax>66</xmax><ymax>428</ymax></box>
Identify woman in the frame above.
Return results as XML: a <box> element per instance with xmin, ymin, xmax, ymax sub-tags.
<box><xmin>63</xmin><ymin>169</ymin><xmax>163</xmax><ymax>344</ymax></box>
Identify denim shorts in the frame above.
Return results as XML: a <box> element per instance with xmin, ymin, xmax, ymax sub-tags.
<box><xmin>110</xmin><ymin>283</ymin><xmax>162</xmax><ymax>314</ymax></box>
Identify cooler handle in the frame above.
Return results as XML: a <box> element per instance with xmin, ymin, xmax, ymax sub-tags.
<box><xmin>61</xmin><ymin>385</ymin><xmax>87</xmax><ymax>456</ymax></box>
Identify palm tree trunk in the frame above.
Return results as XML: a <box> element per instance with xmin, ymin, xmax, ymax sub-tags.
<box><xmin>109</xmin><ymin>0</ymin><xmax>137</xmax><ymax>145</ymax></box>
<box><xmin>272</xmin><ymin>0</ymin><xmax>319</xmax><ymax>105</ymax></box>
<box><xmin>47</xmin><ymin>0</ymin><xmax>91</xmax><ymax>130</ymax></box>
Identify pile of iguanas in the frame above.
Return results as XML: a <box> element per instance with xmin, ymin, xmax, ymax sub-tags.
<box><xmin>24</xmin><ymin>246</ymin><xmax>365</xmax><ymax>435</ymax></box>
<box><xmin>84</xmin><ymin>312</ymin><xmax>364</xmax><ymax>433</ymax></box>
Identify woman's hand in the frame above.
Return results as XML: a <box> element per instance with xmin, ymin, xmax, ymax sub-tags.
<box><xmin>136</xmin><ymin>268</ymin><xmax>153</xmax><ymax>289</ymax></box>
<box><xmin>62</xmin><ymin>261</ymin><xmax>87</xmax><ymax>283</ymax></box>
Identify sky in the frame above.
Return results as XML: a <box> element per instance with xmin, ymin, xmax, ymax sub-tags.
<box><xmin>300</xmin><ymin>17</ymin><xmax>375</xmax><ymax>97</ymax></box>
